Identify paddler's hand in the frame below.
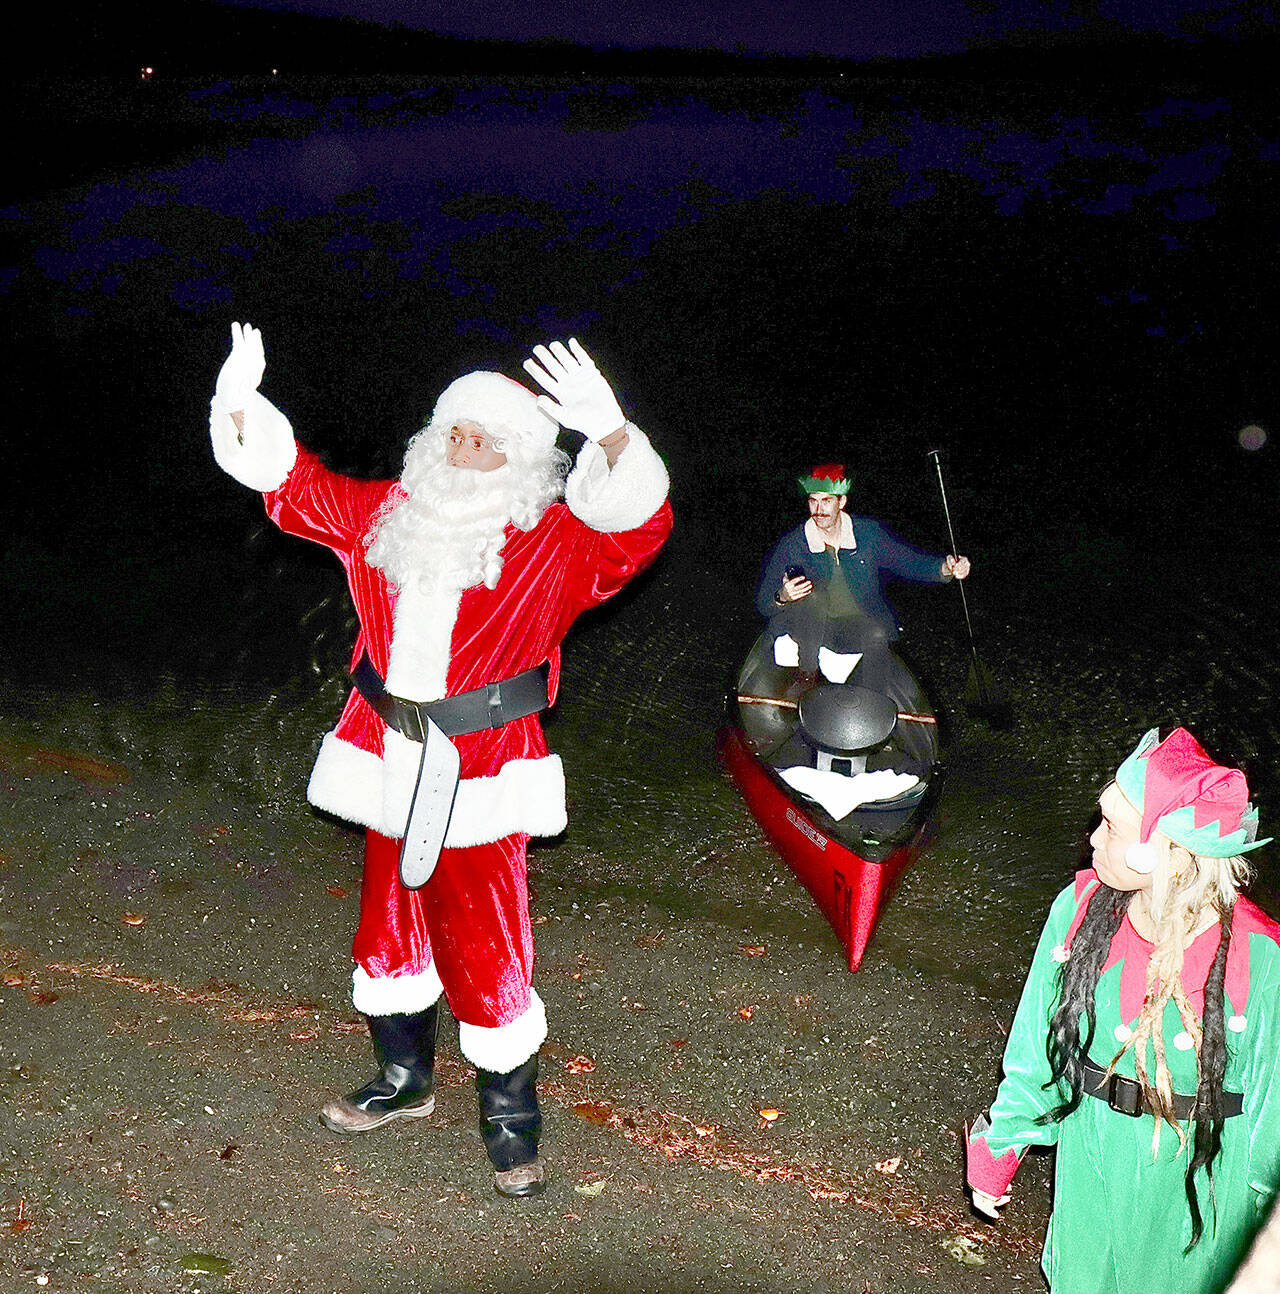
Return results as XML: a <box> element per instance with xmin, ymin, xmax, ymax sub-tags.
<box><xmin>777</xmin><ymin>574</ymin><xmax>813</xmax><ymax>605</ymax></box>
<box><xmin>523</xmin><ymin>339</ymin><xmax>626</xmax><ymax>444</ymax></box>
<box><xmin>943</xmin><ymin>554</ymin><xmax>971</xmax><ymax>580</ymax></box>
<box><xmin>970</xmin><ymin>1185</ymin><xmax>1010</xmax><ymax>1219</ymax></box>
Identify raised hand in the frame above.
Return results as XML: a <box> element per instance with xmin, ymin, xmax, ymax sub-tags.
<box><xmin>522</xmin><ymin>338</ymin><xmax>625</xmax><ymax>443</ymax></box>
<box><xmin>214</xmin><ymin>321</ymin><xmax>266</xmax><ymax>415</ymax></box>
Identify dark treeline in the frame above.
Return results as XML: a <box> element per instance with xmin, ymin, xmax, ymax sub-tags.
<box><xmin>31</xmin><ymin>0</ymin><xmax>1280</xmax><ymax>80</ymax></box>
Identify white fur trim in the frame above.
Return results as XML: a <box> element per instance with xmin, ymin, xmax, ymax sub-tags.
<box><xmin>307</xmin><ymin>732</ymin><xmax>386</xmax><ymax>833</ymax></box>
<box><xmin>564</xmin><ymin>424</ymin><xmax>668</xmax><ymax>533</ymax></box>
<box><xmin>445</xmin><ymin>756</ymin><xmax>567</xmax><ymax>846</ymax></box>
<box><xmin>306</xmin><ymin>730</ymin><xmax>566</xmax><ymax>846</ymax></box>
<box><xmin>457</xmin><ymin>988</ymin><xmax>547</xmax><ymax>1071</ymax></box>
<box><xmin>384</xmin><ymin>584</ymin><xmax>461</xmax><ymax>703</ymax></box>
<box><xmin>432</xmin><ymin>371</ymin><xmax>558</xmax><ymax>456</ymax></box>
<box><xmin>209</xmin><ymin>389</ymin><xmax>298</xmax><ymax>492</ymax></box>
<box><xmin>352</xmin><ymin>961</ymin><xmax>444</xmax><ymax>1016</ymax></box>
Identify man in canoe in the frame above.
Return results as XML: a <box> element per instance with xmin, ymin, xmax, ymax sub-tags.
<box><xmin>209</xmin><ymin>325</ymin><xmax>671</xmax><ymax>1197</ymax></box>
<box><xmin>755</xmin><ymin>462</ymin><xmax>970</xmax><ymax>691</ymax></box>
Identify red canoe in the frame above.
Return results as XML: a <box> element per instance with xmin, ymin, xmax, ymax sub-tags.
<box><xmin>719</xmin><ymin>636</ymin><xmax>945</xmax><ymax>972</ymax></box>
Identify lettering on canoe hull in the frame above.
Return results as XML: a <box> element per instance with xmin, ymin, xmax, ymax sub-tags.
<box><xmin>785</xmin><ymin>806</ymin><xmax>827</xmax><ymax>850</ymax></box>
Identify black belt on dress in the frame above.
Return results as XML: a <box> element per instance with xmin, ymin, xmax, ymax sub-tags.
<box><xmin>1081</xmin><ymin>1058</ymin><xmax>1243</xmax><ymax>1120</ymax></box>
<box><xmin>352</xmin><ymin>654</ymin><xmax>550</xmax><ymax>741</ymax></box>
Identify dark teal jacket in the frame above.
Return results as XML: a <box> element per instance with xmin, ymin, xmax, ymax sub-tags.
<box><xmin>755</xmin><ymin>515</ymin><xmax>948</xmax><ymax>641</ymax></box>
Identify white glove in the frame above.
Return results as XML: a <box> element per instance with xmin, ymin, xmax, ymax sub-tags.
<box><xmin>214</xmin><ymin>321</ymin><xmax>266</xmax><ymax>417</ymax></box>
<box><xmin>209</xmin><ymin>320</ymin><xmax>296</xmax><ymax>492</ymax></box>
<box><xmin>522</xmin><ymin>338</ymin><xmax>625</xmax><ymax>443</ymax></box>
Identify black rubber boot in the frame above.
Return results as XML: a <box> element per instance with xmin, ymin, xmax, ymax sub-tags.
<box><xmin>320</xmin><ymin>1006</ymin><xmax>438</xmax><ymax>1135</ymax></box>
<box><xmin>476</xmin><ymin>1054</ymin><xmax>546</xmax><ymax>1197</ymax></box>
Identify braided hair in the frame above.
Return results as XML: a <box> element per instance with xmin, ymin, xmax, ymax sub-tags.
<box><xmin>1037</xmin><ymin>853</ymin><xmax>1244</xmax><ymax>1249</ymax></box>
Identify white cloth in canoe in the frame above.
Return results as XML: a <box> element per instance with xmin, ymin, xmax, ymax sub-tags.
<box><xmin>778</xmin><ymin>767</ymin><xmax>920</xmax><ymax>821</ymax></box>
<box><xmin>771</xmin><ymin>635</ymin><xmax>862</xmax><ymax>684</ymax></box>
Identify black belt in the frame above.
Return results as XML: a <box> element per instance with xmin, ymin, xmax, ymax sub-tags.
<box><xmin>352</xmin><ymin>654</ymin><xmax>550</xmax><ymax>742</ymax></box>
<box><xmin>1082</xmin><ymin>1058</ymin><xmax>1243</xmax><ymax>1120</ymax></box>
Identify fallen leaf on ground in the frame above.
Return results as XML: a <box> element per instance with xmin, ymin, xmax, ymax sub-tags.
<box><xmin>758</xmin><ymin>1108</ymin><xmax>783</xmax><ymax>1125</ymax></box>
<box><xmin>573</xmin><ymin>1101</ymin><xmax>618</xmax><ymax>1126</ymax></box>
<box><xmin>874</xmin><ymin>1157</ymin><xmax>902</xmax><ymax>1175</ymax></box>
<box><xmin>941</xmin><ymin>1235</ymin><xmax>987</xmax><ymax>1266</ymax></box>
<box><xmin>179</xmin><ymin>1254</ymin><xmax>232</xmax><ymax>1275</ymax></box>
<box><xmin>738</xmin><ymin>1006</ymin><xmax>755</xmax><ymax>1020</ymax></box>
<box><xmin>565</xmin><ymin>1055</ymin><xmax>596</xmax><ymax>1074</ymax></box>
<box><xmin>740</xmin><ymin>944</ymin><xmax>767</xmax><ymax>957</ymax></box>
<box><xmin>573</xmin><ymin>1179</ymin><xmax>607</xmax><ymax>1196</ymax></box>
<box><xmin>121</xmin><ymin>913</ymin><xmax>146</xmax><ymax>926</ymax></box>
<box><xmin>325</xmin><ymin>885</ymin><xmax>349</xmax><ymax>898</ymax></box>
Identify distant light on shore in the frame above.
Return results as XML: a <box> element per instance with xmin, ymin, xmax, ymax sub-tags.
<box><xmin>1238</xmin><ymin>424</ymin><xmax>1267</xmax><ymax>451</ymax></box>
<box><xmin>140</xmin><ymin>66</ymin><xmax>154</xmax><ymax>80</ymax></box>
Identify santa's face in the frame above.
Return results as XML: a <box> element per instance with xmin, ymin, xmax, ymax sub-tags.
<box><xmin>807</xmin><ymin>492</ymin><xmax>846</xmax><ymax>534</ymax></box>
<box><xmin>446</xmin><ymin>419</ymin><xmax>507</xmax><ymax>472</ymax></box>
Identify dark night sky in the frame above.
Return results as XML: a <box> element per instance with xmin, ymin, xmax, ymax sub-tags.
<box><xmin>209</xmin><ymin>0</ymin><xmax>1272</xmax><ymax>58</ymax></box>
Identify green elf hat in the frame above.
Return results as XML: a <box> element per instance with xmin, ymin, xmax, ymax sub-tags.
<box><xmin>798</xmin><ymin>463</ymin><xmax>851</xmax><ymax>496</ymax></box>
<box><xmin>1115</xmin><ymin>727</ymin><xmax>1271</xmax><ymax>871</ymax></box>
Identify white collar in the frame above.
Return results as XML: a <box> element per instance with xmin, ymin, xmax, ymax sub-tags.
<box><xmin>804</xmin><ymin>512</ymin><xmax>855</xmax><ymax>553</ymax></box>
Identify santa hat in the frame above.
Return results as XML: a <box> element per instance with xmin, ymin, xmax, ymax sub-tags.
<box><xmin>798</xmin><ymin>463</ymin><xmax>851</xmax><ymax>496</ymax></box>
<box><xmin>1115</xmin><ymin>727</ymin><xmax>1270</xmax><ymax>871</ymax></box>
<box><xmin>429</xmin><ymin>371</ymin><xmax>559</xmax><ymax>458</ymax></box>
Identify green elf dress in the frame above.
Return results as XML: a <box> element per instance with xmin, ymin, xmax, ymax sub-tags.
<box><xmin>966</xmin><ymin>869</ymin><xmax>1280</xmax><ymax>1293</ymax></box>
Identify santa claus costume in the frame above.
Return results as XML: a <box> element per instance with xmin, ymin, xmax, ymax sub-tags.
<box><xmin>210</xmin><ymin>326</ymin><xmax>672</xmax><ymax>1196</ymax></box>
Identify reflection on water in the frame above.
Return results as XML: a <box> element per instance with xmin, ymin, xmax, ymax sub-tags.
<box><xmin>3</xmin><ymin>74</ymin><xmax>1277</xmax><ymax>971</ymax></box>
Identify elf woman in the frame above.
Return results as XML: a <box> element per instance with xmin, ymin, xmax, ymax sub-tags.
<box><xmin>966</xmin><ymin>727</ymin><xmax>1280</xmax><ymax>1293</ymax></box>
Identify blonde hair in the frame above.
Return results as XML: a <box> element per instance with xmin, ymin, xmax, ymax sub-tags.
<box><xmin>1107</xmin><ymin>825</ymin><xmax>1253</xmax><ymax>1155</ymax></box>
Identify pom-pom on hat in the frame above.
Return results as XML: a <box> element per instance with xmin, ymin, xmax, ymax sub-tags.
<box><xmin>798</xmin><ymin>463</ymin><xmax>851</xmax><ymax>496</ymax></box>
<box><xmin>429</xmin><ymin>371</ymin><xmax>559</xmax><ymax>458</ymax></box>
<box><xmin>1115</xmin><ymin>727</ymin><xmax>1270</xmax><ymax>870</ymax></box>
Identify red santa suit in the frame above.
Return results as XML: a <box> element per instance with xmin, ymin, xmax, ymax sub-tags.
<box><xmin>210</xmin><ymin>380</ymin><xmax>671</xmax><ymax>1074</ymax></box>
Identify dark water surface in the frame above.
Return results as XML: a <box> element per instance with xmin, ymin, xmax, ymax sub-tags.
<box><xmin>4</xmin><ymin>73</ymin><xmax>1278</xmax><ymax>972</ymax></box>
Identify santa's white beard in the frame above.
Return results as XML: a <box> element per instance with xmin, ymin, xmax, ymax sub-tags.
<box><xmin>367</xmin><ymin>446</ymin><xmax>524</xmax><ymax>594</ymax></box>
<box><xmin>364</xmin><ymin>433</ymin><xmax>563</xmax><ymax>702</ymax></box>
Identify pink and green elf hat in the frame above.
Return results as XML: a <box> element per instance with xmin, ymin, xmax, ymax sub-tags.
<box><xmin>1115</xmin><ymin>727</ymin><xmax>1270</xmax><ymax>870</ymax></box>
<box><xmin>798</xmin><ymin>463</ymin><xmax>851</xmax><ymax>495</ymax></box>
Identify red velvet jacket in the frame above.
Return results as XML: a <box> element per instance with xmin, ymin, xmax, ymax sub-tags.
<box><xmin>259</xmin><ymin>435</ymin><xmax>672</xmax><ymax>847</ymax></box>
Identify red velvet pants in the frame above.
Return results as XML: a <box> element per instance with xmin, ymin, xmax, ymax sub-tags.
<box><xmin>353</xmin><ymin>828</ymin><xmax>534</xmax><ymax>1030</ymax></box>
